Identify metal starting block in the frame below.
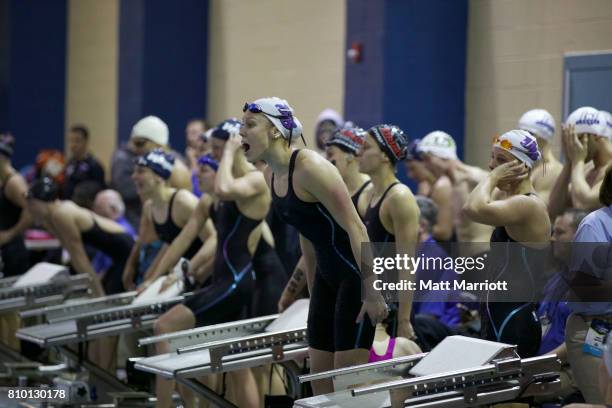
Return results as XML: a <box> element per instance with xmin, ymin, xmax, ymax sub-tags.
<box><xmin>134</xmin><ymin>299</ymin><xmax>310</xmax><ymax>408</ymax></box>
<box><xmin>0</xmin><ymin>273</ymin><xmax>90</xmax><ymax>313</ymax></box>
<box><xmin>294</xmin><ymin>335</ymin><xmax>561</xmax><ymax>408</ymax></box>
<box><xmin>15</xmin><ymin>295</ymin><xmax>188</xmax><ymax>347</ymax></box>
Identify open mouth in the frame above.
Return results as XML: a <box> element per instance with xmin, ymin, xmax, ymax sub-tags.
<box><xmin>242</xmin><ymin>142</ymin><xmax>251</xmax><ymax>152</ymax></box>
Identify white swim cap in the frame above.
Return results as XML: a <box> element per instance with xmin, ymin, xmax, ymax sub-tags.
<box><xmin>566</xmin><ymin>107</ymin><xmax>607</xmax><ymax>137</ymax></box>
<box><xmin>493</xmin><ymin>129</ymin><xmax>541</xmax><ymax>169</ymax></box>
<box><xmin>518</xmin><ymin>109</ymin><xmax>555</xmax><ymax>141</ymax></box>
<box><xmin>417</xmin><ymin>131</ymin><xmax>457</xmax><ymax>160</ymax></box>
<box><xmin>245</xmin><ymin>97</ymin><xmax>303</xmax><ymax>142</ymax></box>
<box><xmin>131</xmin><ymin>116</ymin><xmax>169</xmax><ymax>146</ymax></box>
<box><xmin>598</xmin><ymin>110</ymin><xmax>612</xmax><ymax>141</ymax></box>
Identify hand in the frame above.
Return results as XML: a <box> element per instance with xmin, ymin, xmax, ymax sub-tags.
<box><xmin>0</xmin><ymin>230</ymin><xmax>12</xmax><ymax>246</ymax></box>
<box><xmin>159</xmin><ymin>274</ymin><xmax>178</xmax><ymax>293</ymax></box>
<box><xmin>224</xmin><ymin>133</ymin><xmax>242</xmax><ymax>154</ymax></box>
<box><xmin>136</xmin><ymin>280</ymin><xmax>152</xmax><ymax>294</ymax></box>
<box><xmin>356</xmin><ymin>293</ymin><xmax>389</xmax><ymax>326</ymax></box>
<box><xmin>490</xmin><ymin>160</ymin><xmax>528</xmax><ymax>185</ymax></box>
<box><xmin>277</xmin><ymin>291</ymin><xmax>296</xmax><ymax>313</ymax></box>
<box><xmin>561</xmin><ymin>124</ymin><xmax>572</xmax><ymax>160</ymax></box>
<box><xmin>566</xmin><ymin>126</ymin><xmax>588</xmax><ymax>164</ymax></box>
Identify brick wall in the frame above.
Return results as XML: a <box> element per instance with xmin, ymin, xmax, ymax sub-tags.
<box><xmin>207</xmin><ymin>0</ymin><xmax>346</xmax><ymax>146</ymax></box>
<box><xmin>465</xmin><ymin>0</ymin><xmax>612</xmax><ymax>168</ymax></box>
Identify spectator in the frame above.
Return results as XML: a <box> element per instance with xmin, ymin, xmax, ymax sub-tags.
<box><xmin>62</xmin><ymin>125</ymin><xmax>106</xmax><ymax>199</ymax></box>
<box><xmin>92</xmin><ymin>189</ymin><xmax>137</xmax><ymax>277</ymax></box>
<box><xmin>411</xmin><ymin>196</ymin><xmax>461</xmax><ymax>351</ymax></box>
<box><xmin>314</xmin><ymin>108</ymin><xmax>343</xmax><ymax>152</ymax></box>
<box><xmin>565</xmin><ymin>164</ymin><xmax>612</xmax><ymax>404</ymax></box>
<box><xmin>110</xmin><ymin>115</ymin><xmax>192</xmax><ymax>229</ymax></box>
<box><xmin>185</xmin><ymin>118</ymin><xmax>208</xmax><ymax>170</ymax></box>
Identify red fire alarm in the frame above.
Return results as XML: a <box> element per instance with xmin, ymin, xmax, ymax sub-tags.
<box><xmin>347</xmin><ymin>42</ymin><xmax>363</xmax><ymax>63</ymax></box>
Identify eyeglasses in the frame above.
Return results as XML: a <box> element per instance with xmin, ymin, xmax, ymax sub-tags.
<box><xmin>243</xmin><ymin>102</ymin><xmax>306</xmax><ymax>146</ymax></box>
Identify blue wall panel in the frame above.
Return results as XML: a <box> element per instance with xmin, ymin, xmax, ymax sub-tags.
<box><xmin>118</xmin><ymin>0</ymin><xmax>208</xmax><ymax>153</ymax></box>
<box><xmin>6</xmin><ymin>0</ymin><xmax>67</xmax><ymax>169</ymax></box>
<box><xmin>345</xmin><ymin>0</ymin><xmax>468</xmax><ymax>187</ymax></box>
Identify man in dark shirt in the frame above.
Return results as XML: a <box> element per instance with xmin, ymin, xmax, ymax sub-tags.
<box><xmin>62</xmin><ymin>125</ymin><xmax>105</xmax><ymax>199</ymax></box>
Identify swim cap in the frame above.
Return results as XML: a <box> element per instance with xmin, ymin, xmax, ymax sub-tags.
<box><xmin>135</xmin><ymin>148</ymin><xmax>175</xmax><ymax>180</ymax></box>
<box><xmin>131</xmin><ymin>116</ymin><xmax>169</xmax><ymax>146</ymax></box>
<box><xmin>0</xmin><ymin>141</ymin><xmax>13</xmax><ymax>159</ymax></box>
<box><xmin>493</xmin><ymin>129</ymin><xmax>541</xmax><ymax>168</ymax></box>
<box><xmin>518</xmin><ymin>109</ymin><xmax>556</xmax><ymax>141</ymax></box>
<box><xmin>599</xmin><ymin>110</ymin><xmax>612</xmax><ymax>141</ymax></box>
<box><xmin>197</xmin><ymin>154</ymin><xmax>219</xmax><ymax>172</ymax></box>
<box><xmin>405</xmin><ymin>139</ymin><xmax>423</xmax><ymax>161</ymax></box>
<box><xmin>367</xmin><ymin>124</ymin><xmax>410</xmax><ymax>163</ymax></box>
<box><xmin>28</xmin><ymin>177</ymin><xmax>59</xmax><ymax>202</ymax></box>
<box><xmin>566</xmin><ymin>107</ymin><xmax>607</xmax><ymax>137</ymax></box>
<box><xmin>326</xmin><ymin>125</ymin><xmax>366</xmax><ymax>155</ymax></box>
<box><xmin>417</xmin><ymin>131</ymin><xmax>457</xmax><ymax>160</ymax></box>
<box><xmin>211</xmin><ymin>119</ymin><xmax>242</xmax><ymax>141</ymax></box>
<box><xmin>244</xmin><ymin>97</ymin><xmax>304</xmax><ymax>143</ymax></box>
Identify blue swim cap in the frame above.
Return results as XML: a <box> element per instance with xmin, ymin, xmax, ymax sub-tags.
<box><xmin>135</xmin><ymin>149</ymin><xmax>175</xmax><ymax>180</ymax></box>
<box><xmin>211</xmin><ymin>119</ymin><xmax>242</xmax><ymax>141</ymax></box>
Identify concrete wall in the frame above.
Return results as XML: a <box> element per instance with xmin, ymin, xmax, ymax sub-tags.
<box><xmin>65</xmin><ymin>0</ymin><xmax>119</xmax><ymax>173</ymax></box>
<box><xmin>465</xmin><ymin>0</ymin><xmax>612</xmax><ymax>168</ymax></box>
<box><xmin>207</xmin><ymin>0</ymin><xmax>346</xmax><ymax>146</ymax></box>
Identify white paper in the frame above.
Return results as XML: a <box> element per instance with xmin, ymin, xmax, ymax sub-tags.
<box><xmin>265</xmin><ymin>298</ymin><xmax>309</xmax><ymax>332</ymax></box>
<box><xmin>12</xmin><ymin>263</ymin><xmax>68</xmax><ymax>288</ymax></box>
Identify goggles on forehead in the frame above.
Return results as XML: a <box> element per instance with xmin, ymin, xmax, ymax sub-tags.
<box><xmin>243</xmin><ymin>102</ymin><xmax>306</xmax><ymax>146</ymax></box>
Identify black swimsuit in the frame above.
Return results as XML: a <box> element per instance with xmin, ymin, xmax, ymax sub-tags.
<box><xmin>0</xmin><ymin>174</ymin><xmax>29</xmax><ymax>277</ymax></box>
<box><xmin>153</xmin><ymin>190</ymin><xmax>203</xmax><ymax>259</ymax></box>
<box><xmin>351</xmin><ymin>180</ymin><xmax>371</xmax><ymax>214</ymax></box>
<box><xmin>271</xmin><ymin>150</ymin><xmax>373</xmax><ymax>352</ymax></box>
<box><xmin>482</xmin><ymin>206</ymin><xmax>545</xmax><ymax>357</ymax></box>
<box><xmin>81</xmin><ymin>219</ymin><xmax>134</xmax><ymax>294</ymax></box>
<box><xmin>184</xmin><ymin>200</ymin><xmax>259</xmax><ymax>326</ymax></box>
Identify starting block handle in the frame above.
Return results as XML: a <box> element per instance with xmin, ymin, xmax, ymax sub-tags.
<box><xmin>299</xmin><ymin>353</ymin><xmax>426</xmax><ymax>384</ymax></box>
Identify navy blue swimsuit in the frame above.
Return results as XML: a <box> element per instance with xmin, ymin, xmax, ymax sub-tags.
<box><xmin>271</xmin><ymin>150</ymin><xmax>374</xmax><ymax>352</ymax></box>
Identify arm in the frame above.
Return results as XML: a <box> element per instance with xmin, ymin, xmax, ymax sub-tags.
<box><xmin>278</xmin><ymin>256</ymin><xmax>308</xmax><ymax>312</ymax></box>
<box><xmin>463</xmin><ymin>162</ymin><xmax>535</xmax><ymax>226</ymax></box>
<box><xmin>148</xmin><ymin>196</ymin><xmax>211</xmax><ymax>283</ymax></box>
<box><xmin>549</xmin><ymin>162</ymin><xmax>572</xmax><ymax>219</ymax></box>
<box><xmin>52</xmin><ymin>209</ymin><xmax>104</xmax><ymax>296</ymax></box>
<box><xmin>430</xmin><ymin>178</ymin><xmax>453</xmax><ymax>241</ymax></box>
<box><xmin>122</xmin><ymin>240</ymin><xmax>141</xmax><ymax>291</ymax></box>
<box><xmin>389</xmin><ymin>190</ymin><xmax>419</xmax><ymax>339</ymax></box>
<box><xmin>570</xmin><ymin>161</ymin><xmax>602</xmax><ymax>210</ymax></box>
<box><xmin>215</xmin><ymin>134</ymin><xmax>267</xmax><ymax>201</ymax></box>
<box><xmin>0</xmin><ymin>175</ymin><xmax>32</xmax><ymax>244</ymax></box>
<box><xmin>188</xmin><ymin>218</ymin><xmax>217</xmax><ymax>284</ymax></box>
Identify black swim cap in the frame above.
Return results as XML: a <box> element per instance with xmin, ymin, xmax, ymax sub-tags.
<box><xmin>28</xmin><ymin>177</ymin><xmax>59</xmax><ymax>202</ymax></box>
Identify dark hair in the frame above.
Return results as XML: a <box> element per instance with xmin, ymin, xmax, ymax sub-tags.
<box><xmin>416</xmin><ymin>195</ymin><xmax>438</xmax><ymax>233</ymax></box>
<box><xmin>187</xmin><ymin>118</ymin><xmax>207</xmax><ymax>130</ymax></box>
<box><xmin>561</xmin><ymin>208</ymin><xmax>588</xmax><ymax>231</ymax></box>
<box><xmin>28</xmin><ymin>177</ymin><xmax>59</xmax><ymax>202</ymax></box>
<box><xmin>72</xmin><ymin>181</ymin><xmax>104</xmax><ymax>209</ymax></box>
<box><xmin>70</xmin><ymin>125</ymin><xmax>89</xmax><ymax>141</ymax></box>
<box><xmin>600</xmin><ymin>164</ymin><xmax>612</xmax><ymax>207</ymax></box>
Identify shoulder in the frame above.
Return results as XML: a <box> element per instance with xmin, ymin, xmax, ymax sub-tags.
<box><xmin>174</xmin><ymin>189</ymin><xmax>198</xmax><ymax>209</ymax></box>
<box><xmin>575</xmin><ymin>207</ymin><xmax>610</xmax><ymax>242</ymax></box>
<box><xmin>387</xmin><ymin>184</ymin><xmax>416</xmax><ymax>208</ymax></box>
<box><xmin>434</xmin><ymin>175</ymin><xmax>452</xmax><ymax>189</ymax></box>
<box><xmin>294</xmin><ymin>149</ymin><xmax>339</xmax><ymax>182</ymax></box>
